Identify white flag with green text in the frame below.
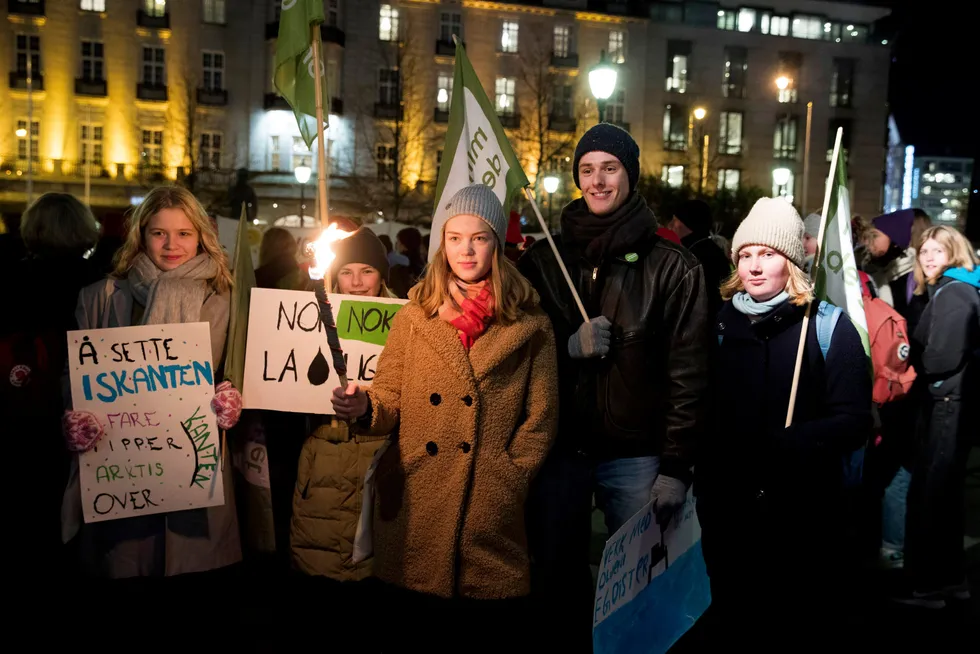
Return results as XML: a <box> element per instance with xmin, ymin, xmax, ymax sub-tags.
<box><xmin>814</xmin><ymin>129</ymin><xmax>870</xmax><ymax>356</ymax></box>
<box><xmin>429</xmin><ymin>41</ymin><xmax>529</xmax><ymax>261</ymax></box>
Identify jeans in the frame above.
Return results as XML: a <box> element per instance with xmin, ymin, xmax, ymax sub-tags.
<box><xmin>594</xmin><ymin>456</ymin><xmax>660</xmax><ymax>533</ymax></box>
<box><xmin>881</xmin><ymin>466</ymin><xmax>911</xmax><ymax>551</ymax></box>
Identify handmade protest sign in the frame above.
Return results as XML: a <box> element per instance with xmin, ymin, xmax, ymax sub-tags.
<box><xmin>243</xmin><ymin>288</ymin><xmax>407</xmax><ymax>414</ymax></box>
<box><xmin>67</xmin><ymin>323</ymin><xmax>225</xmax><ymax>524</ymax></box>
<box><xmin>593</xmin><ymin>489</ymin><xmax>711</xmax><ymax>654</ymax></box>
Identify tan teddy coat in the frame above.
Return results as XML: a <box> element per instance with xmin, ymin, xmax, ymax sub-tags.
<box><xmin>364</xmin><ymin>298</ymin><xmax>558</xmax><ymax>599</ymax></box>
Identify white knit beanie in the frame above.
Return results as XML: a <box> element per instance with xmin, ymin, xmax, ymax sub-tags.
<box><xmin>731</xmin><ymin>198</ymin><xmax>806</xmax><ymax>268</ymax></box>
<box><xmin>803</xmin><ymin>212</ymin><xmax>822</xmax><ymax>238</ymax></box>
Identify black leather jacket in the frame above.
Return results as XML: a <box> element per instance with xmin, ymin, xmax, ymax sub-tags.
<box><xmin>518</xmin><ymin>201</ymin><xmax>709</xmax><ymax>480</ymax></box>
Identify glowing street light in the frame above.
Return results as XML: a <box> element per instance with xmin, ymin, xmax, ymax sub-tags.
<box><xmin>693</xmin><ymin>107</ymin><xmax>706</xmax><ymax>121</ymax></box>
<box><xmin>542</xmin><ymin>175</ymin><xmax>560</xmax><ymax>194</ymax></box>
<box><xmin>295</xmin><ymin>161</ymin><xmax>312</xmax><ymax>220</ymax></box>
<box><xmin>15</xmin><ymin>127</ymin><xmax>27</xmax><ymax>138</ymax></box>
<box><xmin>589</xmin><ymin>50</ymin><xmax>618</xmax><ymax>124</ymax></box>
<box><xmin>775</xmin><ymin>76</ymin><xmax>791</xmax><ymax>90</ymax></box>
<box><xmin>772</xmin><ymin>167</ymin><xmax>792</xmax><ymax>187</ymax></box>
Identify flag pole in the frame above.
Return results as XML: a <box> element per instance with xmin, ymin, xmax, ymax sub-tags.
<box><xmin>310</xmin><ymin>24</ymin><xmax>330</xmax><ymax>288</ymax></box>
<box><xmin>523</xmin><ymin>187</ymin><xmax>590</xmax><ymax>322</ymax></box>
<box><xmin>785</xmin><ymin>127</ymin><xmax>843</xmax><ymax>428</ymax></box>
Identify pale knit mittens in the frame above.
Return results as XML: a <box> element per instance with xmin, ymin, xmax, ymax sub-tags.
<box><xmin>649</xmin><ymin>474</ymin><xmax>687</xmax><ymax>526</ymax></box>
<box><xmin>211</xmin><ymin>380</ymin><xmax>243</xmax><ymax>430</ymax></box>
<box><xmin>568</xmin><ymin>316</ymin><xmax>612</xmax><ymax>359</ymax></box>
<box><xmin>63</xmin><ymin>411</ymin><xmax>105</xmax><ymax>452</ymax></box>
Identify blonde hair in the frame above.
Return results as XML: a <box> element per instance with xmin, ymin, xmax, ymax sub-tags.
<box><xmin>21</xmin><ymin>192</ymin><xmax>99</xmax><ymax>257</ymax></box>
<box><xmin>413</xmin><ymin>231</ymin><xmax>535</xmax><ymax>324</ymax></box>
<box><xmin>113</xmin><ymin>186</ymin><xmax>232</xmax><ymax>293</ymax></box>
<box><xmin>913</xmin><ymin>225</ymin><xmax>978</xmax><ymax>295</ymax></box>
<box><xmin>720</xmin><ymin>258</ymin><xmax>814</xmax><ymax>306</ymax></box>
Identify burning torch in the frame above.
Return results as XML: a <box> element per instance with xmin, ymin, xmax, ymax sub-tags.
<box><xmin>307</xmin><ymin>223</ymin><xmax>354</xmax><ymax>391</ymax></box>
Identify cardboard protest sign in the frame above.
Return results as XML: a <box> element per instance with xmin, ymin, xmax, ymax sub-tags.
<box><xmin>67</xmin><ymin>323</ymin><xmax>225</xmax><ymax>524</ymax></box>
<box><xmin>243</xmin><ymin>288</ymin><xmax>407</xmax><ymax>414</ymax></box>
<box><xmin>593</xmin><ymin>489</ymin><xmax>711</xmax><ymax>654</ymax></box>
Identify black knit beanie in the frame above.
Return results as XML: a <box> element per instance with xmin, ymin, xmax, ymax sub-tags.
<box><xmin>674</xmin><ymin>199</ymin><xmax>713</xmax><ymax>235</ymax></box>
<box><xmin>330</xmin><ymin>226</ymin><xmax>390</xmax><ymax>282</ymax></box>
<box><xmin>572</xmin><ymin>123</ymin><xmax>640</xmax><ymax>193</ymax></box>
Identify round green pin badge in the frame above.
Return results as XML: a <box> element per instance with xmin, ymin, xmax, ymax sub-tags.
<box><xmin>625</xmin><ymin>252</ymin><xmax>638</xmax><ymax>263</ymax></box>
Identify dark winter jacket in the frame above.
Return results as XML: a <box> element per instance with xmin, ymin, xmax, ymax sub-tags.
<box><xmin>910</xmin><ymin>269</ymin><xmax>980</xmax><ymax>445</ymax></box>
<box><xmin>681</xmin><ymin>231</ymin><xmax>731</xmax><ymax>317</ymax></box>
<box><xmin>518</xmin><ymin>196</ymin><xmax>709</xmax><ymax>479</ymax></box>
<box><xmin>698</xmin><ymin>299</ymin><xmax>872</xmax><ymax>580</ymax></box>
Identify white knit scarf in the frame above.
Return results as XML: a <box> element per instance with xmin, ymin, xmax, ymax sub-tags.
<box><xmin>128</xmin><ymin>252</ymin><xmax>219</xmax><ymax>325</ymax></box>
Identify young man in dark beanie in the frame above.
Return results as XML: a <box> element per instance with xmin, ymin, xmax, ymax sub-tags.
<box><xmin>519</xmin><ymin>123</ymin><xmax>710</xmax><ymax>649</ymax></box>
<box><xmin>667</xmin><ymin>199</ymin><xmax>732</xmax><ymax>317</ymax></box>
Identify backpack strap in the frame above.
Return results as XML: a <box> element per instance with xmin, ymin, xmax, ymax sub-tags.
<box><xmin>814</xmin><ymin>301</ymin><xmax>843</xmax><ymax>360</ymax></box>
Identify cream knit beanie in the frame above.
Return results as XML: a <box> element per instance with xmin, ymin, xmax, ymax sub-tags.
<box><xmin>731</xmin><ymin>198</ymin><xmax>806</xmax><ymax>268</ymax></box>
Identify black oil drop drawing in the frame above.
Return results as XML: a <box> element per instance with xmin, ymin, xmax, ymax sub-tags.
<box><xmin>307</xmin><ymin>347</ymin><xmax>331</xmax><ymax>386</ymax></box>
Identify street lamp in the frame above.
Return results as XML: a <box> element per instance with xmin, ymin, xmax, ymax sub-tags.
<box><xmin>15</xmin><ymin>127</ymin><xmax>27</xmax><ymax>138</ymax></box>
<box><xmin>295</xmin><ymin>161</ymin><xmax>312</xmax><ymax>223</ymax></box>
<box><xmin>542</xmin><ymin>174</ymin><xmax>560</xmax><ymax>228</ymax></box>
<box><xmin>773</xmin><ymin>167</ymin><xmax>793</xmax><ymax>202</ymax></box>
<box><xmin>775</xmin><ymin>76</ymin><xmax>812</xmax><ymax>212</ymax></box>
<box><xmin>693</xmin><ymin>108</ymin><xmax>708</xmax><ymax>194</ymax></box>
<box><xmin>589</xmin><ymin>50</ymin><xmax>618</xmax><ymax>124</ymax></box>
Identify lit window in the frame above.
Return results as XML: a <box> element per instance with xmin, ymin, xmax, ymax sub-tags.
<box><xmin>379</xmin><ymin>5</ymin><xmax>399</xmax><ymax>42</ymax></box>
<box><xmin>718</xmin><ymin>169</ymin><xmax>740</xmax><ymax>191</ymax></box>
<box><xmin>769</xmin><ymin>16</ymin><xmax>790</xmax><ymax>36</ymax></box>
<box><xmin>269</xmin><ymin>135</ymin><xmax>280</xmax><ymax>172</ymax></box>
<box><xmin>774</xmin><ymin>115</ymin><xmax>798</xmax><ymax>159</ymax></box>
<box><xmin>606</xmin><ymin>89</ymin><xmax>626</xmax><ymax>125</ymax></box>
<box><xmin>777</xmin><ymin>52</ymin><xmax>801</xmax><ymax>103</ymax></box>
<box><xmin>81</xmin><ymin>0</ymin><xmax>106</xmax><ymax>11</ymax></box>
<box><xmin>662</xmin><ymin>165</ymin><xmax>685</xmax><ymax>188</ymax></box>
<box><xmin>666</xmin><ymin>41</ymin><xmax>691</xmax><ymax>93</ymax></box>
<box><xmin>791</xmin><ymin>15</ymin><xmax>823</xmax><ymax>40</ymax></box>
<box><xmin>292</xmin><ymin>137</ymin><xmax>312</xmax><ymax>172</ymax></box>
<box><xmin>608</xmin><ymin>31</ymin><xmax>626</xmax><ymax>64</ymax></box>
<box><xmin>15</xmin><ymin>34</ymin><xmax>40</xmax><ymax>77</ymax></box>
<box><xmin>719</xmin><ymin>112</ymin><xmax>743</xmax><ymax>155</ymax></box>
<box><xmin>501</xmin><ymin>21</ymin><xmax>519</xmax><ymax>53</ymax></box>
<box><xmin>16</xmin><ymin>119</ymin><xmax>40</xmax><ymax>162</ymax></box>
<box><xmin>717</xmin><ymin>10</ymin><xmax>735</xmax><ymax>31</ymax></box>
<box><xmin>495</xmin><ymin>77</ymin><xmax>516</xmax><ymax>115</ymax></box>
<box><xmin>553</xmin><ymin>26</ymin><xmax>571</xmax><ymax>59</ymax></box>
<box><xmin>723</xmin><ymin>47</ymin><xmax>747</xmax><ymax>99</ymax></box>
<box><xmin>80</xmin><ymin>123</ymin><xmax>104</xmax><ymax>168</ymax></box>
<box><xmin>737</xmin><ymin>9</ymin><xmax>756</xmax><ymax>32</ymax></box>
<box><xmin>200</xmin><ymin>132</ymin><xmax>222</xmax><ymax>169</ymax></box>
<box><xmin>202</xmin><ymin>50</ymin><xmax>224</xmax><ymax>91</ymax></box>
<box><xmin>378</xmin><ymin>68</ymin><xmax>400</xmax><ymax>105</ymax></box>
<box><xmin>202</xmin><ymin>0</ymin><xmax>225</xmax><ymax>25</ymax></box>
<box><xmin>144</xmin><ymin>0</ymin><xmax>166</xmax><ymax>18</ymax></box>
<box><xmin>141</xmin><ymin>128</ymin><xmax>164</xmax><ymax>167</ymax></box>
<box><xmin>436</xmin><ymin>72</ymin><xmax>452</xmax><ymax>112</ymax></box>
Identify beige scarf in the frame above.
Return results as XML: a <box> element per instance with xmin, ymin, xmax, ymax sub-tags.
<box><xmin>129</xmin><ymin>252</ymin><xmax>220</xmax><ymax>324</ymax></box>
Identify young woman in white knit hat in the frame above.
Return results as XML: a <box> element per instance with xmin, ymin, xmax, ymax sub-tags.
<box><xmin>696</xmin><ymin>198</ymin><xmax>872</xmax><ymax>645</ymax></box>
<box><xmin>330</xmin><ymin>183</ymin><xmax>558</xmax><ymax>647</ymax></box>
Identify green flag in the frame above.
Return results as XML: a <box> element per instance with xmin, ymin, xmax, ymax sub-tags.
<box><xmin>814</xmin><ymin>128</ymin><xmax>871</xmax><ymax>357</ymax></box>
<box><xmin>224</xmin><ymin>204</ymin><xmax>255</xmax><ymax>389</ymax></box>
<box><xmin>429</xmin><ymin>40</ymin><xmax>530</xmax><ymax>260</ymax></box>
<box><xmin>274</xmin><ymin>0</ymin><xmax>328</xmax><ymax>148</ymax></box>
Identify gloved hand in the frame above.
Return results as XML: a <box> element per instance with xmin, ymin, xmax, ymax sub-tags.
<box><xmin>567</xmin><ymin>316</ymin><xmax>612</xmax><ymax>359</ymax></box>
<box><xmin>63</xmin><ymin>410</ymin><xmax>105</xmax><ymax>453</ymax></box>
<box><xmin>649</xmin><ymin>474</ymin><xmax>687</xmax><ymax>526</ymax></box>
<box><xmin>211</xmin><ymin>381</ymin><xmax>243</xmax><ymax>430</ymax></box>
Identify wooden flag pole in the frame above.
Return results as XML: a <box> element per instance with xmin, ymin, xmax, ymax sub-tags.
<box><xmin>311</xmin><ymin>25</ymin><xmax>329</xmax><ymax>231</ymax></box>
<box><xmin>784</xmin><ymin>127</ymin><xmax>843</xmax><ymax>428</ymax></box>
<box><xmin>523</xmin><ymin>187</ymin><xmax>590</xmax><ymax>322</ymax></box>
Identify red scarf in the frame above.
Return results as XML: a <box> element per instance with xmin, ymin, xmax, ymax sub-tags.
<box><xmin>438</xmin><ymin>279</ymin><xmax>495</xmax><ymax>350</ymax></box>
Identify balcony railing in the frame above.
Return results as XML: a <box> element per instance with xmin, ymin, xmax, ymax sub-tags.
<box><xmin>0</xmin><ymin>156</ymin><xmax>246</xmax><ymax>190</ymax></box>
<box><xmin>374</xmin><ymin>103</ymin><xmax>402</xmax><ymax>120</ymax></box>
<box><xmin>322</xmin><ymin>25</ymin><xmax>345</xmax><ymax>46</ymax></box>
<box><xmin>197</xmin><ymin>88</ymin><xmax>228</xmax><ymax>106</ymax></box>
<box><xmin>498</xmin><ymin>113</ymin><xmax>520</xmax><ymax>129</ymax></box>
<box><xmin>137</xmin><ymin>9</ymin><xmax>169</xmax><ymax>29</ymax></box>
<box><xmin>9</xmin><ymin>71</ymin><xmax>44</xmax><ymax>91</ymax></box>
<box><xmin>264</xmin><ymin>92</ymin><xmax>289</xmax><ymax>110</ymax></box>
<box><xmin>548</xmin><ymin>115</ymin><xmax>576</xmax><ymax>133</ymax></box>
<box><xmin>9</xmin><ymin>0</ymin><xmax>45</xmax><ymax>16</ymax></box>
<box><xmin>75</xmin><ymin>78</ymin><xmax>107</xmax><ymax>96</ymax></box>
<box><xmin>137</xmin><ymin>83</ymin><xmax>168</xmax><ymax>102</ymax></box>
<box><xmin>550</xmin><ymin>52</ymin><xmax>579</xmax><ymax>68</ymax></box>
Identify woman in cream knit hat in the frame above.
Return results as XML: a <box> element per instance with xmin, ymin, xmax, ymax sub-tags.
<box><xmin>697</xmin><ymin>198</ymin><xmax>872</xmax><ymax>645</ymax></box>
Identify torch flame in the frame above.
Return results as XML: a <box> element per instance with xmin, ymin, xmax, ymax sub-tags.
<box><xmin>308</xmin><ymin>222</ymin><xmax>355</xmax><ymax>281</ymax></box>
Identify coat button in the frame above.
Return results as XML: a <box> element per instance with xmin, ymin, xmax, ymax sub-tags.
<box><xmin>459</xmin><ymin>442</ymin><xmax>471</xmax><ymax>453</ymax></box>
<box><xmin>463</xmin><ymin>395</ymin><xmax>473</xmax><ymax>406</ymax></box>
<box><xmin>426</xmin><ymin>441</ymin><xmax>438</xmax><ymax>456</ymax></box>
<box><xmin>430</xmin><ymin>393</ymin><xmax>441</xmax><ymax>406</ymax></box>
